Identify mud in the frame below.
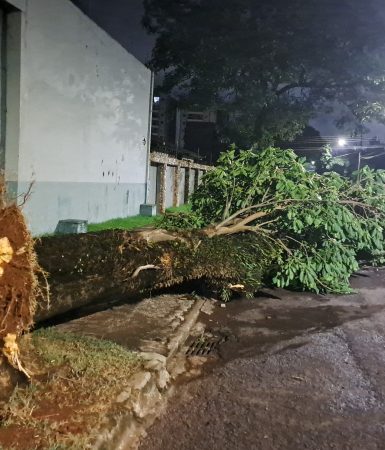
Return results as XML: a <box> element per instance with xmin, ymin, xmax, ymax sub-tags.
<box><xmin>140</xmin><ymin>269</ymin><xmax>385</xmax><ymax>450</ymax></box>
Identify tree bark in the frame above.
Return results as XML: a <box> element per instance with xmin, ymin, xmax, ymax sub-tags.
<box><xmin>35</xmin><ymin>228</ymin><xmax>273</xmax><ymax>322</ymax></box>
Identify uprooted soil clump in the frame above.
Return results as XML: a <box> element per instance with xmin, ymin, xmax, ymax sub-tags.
<box><xmin>0</xmin><ymin>214</ymin><xmax>143</xmax><ymax>447</ymax></box>
<box><xmin>0</xmin><ymin>199</ymin><xmax>48</xmax><ymax>394</ymax></box>
<box><xmin>0</xmin><ymin>204</ymin><xmax>39</xmax><ymax>338</ymax></box>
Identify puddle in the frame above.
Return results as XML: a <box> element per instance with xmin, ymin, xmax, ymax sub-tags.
<box><xmin>199</xmin><ymin>297</ymin><xmax>385</xmax><ymax>363</ymax></box>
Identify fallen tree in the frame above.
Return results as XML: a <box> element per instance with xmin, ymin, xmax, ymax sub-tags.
<box><xmin>35</xmin><ymin>146</ymin><xmax>385</xmax><ymax>320</ymax></box>
<box><xmin>1</xmin><ymin>144</ymin><xmax>383</xmax><ymax>415</ymax></box>
<box><xmin>5</xmin><ymin>146</ymin><xmax>385</xmax><ymax>330</ymax></box>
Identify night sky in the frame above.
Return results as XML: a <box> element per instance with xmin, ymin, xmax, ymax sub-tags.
<box><xmin>71</xmin><ymin>0</ymin><xmax>154</xmax><ymax>63</ymax></box>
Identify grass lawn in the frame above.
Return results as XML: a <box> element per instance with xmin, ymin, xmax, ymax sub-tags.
<box><xmin>88</xmin><ymin>204</ymin><xmax>190</xmax><ymax>232</ymax></box>
<box><xmin>0</xmin><ymin>329</ymin><xmax>142</xmax><ymax>450</ymax></box>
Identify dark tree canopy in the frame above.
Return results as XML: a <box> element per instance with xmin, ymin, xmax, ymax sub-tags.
<box><xmin>143</xmin><ymin>0</ymin><xmax>385</xmax><ymax>146</ymax></box>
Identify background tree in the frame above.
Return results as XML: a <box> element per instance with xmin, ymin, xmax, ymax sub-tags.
<box><xmin>143</xmin><ymin>0</ymin><xmax>385</xmax><ymax>147</ymax></box>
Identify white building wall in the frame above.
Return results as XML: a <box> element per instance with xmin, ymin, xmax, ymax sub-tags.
<box><xmin>6</xmin><ymin>0</ymin><xmax>152</xmax><ymax>234</ymax></box>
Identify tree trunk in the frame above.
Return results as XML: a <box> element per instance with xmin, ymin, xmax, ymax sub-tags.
<box><xmin>35</xmin><ymin>229</ymin><xmax>274</xmax><ymax>322</ymax></box>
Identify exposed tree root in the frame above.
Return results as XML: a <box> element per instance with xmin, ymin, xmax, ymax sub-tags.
<box><xmin>131</xmin><ymin>264</ymin><xmax>160</xmax><ymax>278</ymax></box>
<box><xmin>0</xmin><ymin>205</ymin><xmax>38</xmax><ymax>338</ymax></box>
<box><xmin>0</xmin><ymin>184</ymin><xmax>46</xmax><ymax>379</ymax></box>
<box><xmin>2</xmin><ymin>334</ymin><xmax>30</xmax><ymax>379</ymax></box>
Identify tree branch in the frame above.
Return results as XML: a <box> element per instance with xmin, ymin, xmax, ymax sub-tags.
<box><xmin>205</xmin><ymin>197</ymin><xmax>383</xmax><ymax>239</ymax></box>
<box><xmin>131</xmin><ymin>264</ymin><xmax>160</xmax><ymax>278</ymax></box>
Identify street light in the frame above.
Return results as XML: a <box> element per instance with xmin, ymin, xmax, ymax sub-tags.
<box><xmin>337</xmin><ymin>138</ymin><xmax>347</xmax><ymax>147</ymax></box>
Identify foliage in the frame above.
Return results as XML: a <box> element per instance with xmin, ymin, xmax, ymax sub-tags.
<box><xmin>193</xmin><ymin>234</ymin><xmax>278</xmax><ymax>300</ymax></box>
<box><xmin>191</xmin><ymin>145</ymin><xmax>330</xmax><ymax>225</ymax></box>
<box><xmin>143</xmin><ymin>0</ymin><xmax>385</xmax><ymax>147</ymax></box>
<box><xmin>171</xmin><ymin>147</ymin><xmax>385</xmax><ymax>293</ymax></box>
<box><xmin>316</xmin><ymin>145</ymin><xmax>350</xmax><ymax>175</ymax></box>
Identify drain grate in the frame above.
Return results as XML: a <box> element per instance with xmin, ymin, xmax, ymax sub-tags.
<box><xmin>186</xmin><ymin>335</ymin><xmax>227</xmax><ymax>356</ymax></box>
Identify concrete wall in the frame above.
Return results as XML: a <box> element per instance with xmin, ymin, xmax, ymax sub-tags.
<box><xmin>147</xmin><ymin>164</ymin><xmax>157</xmax><ymax>205</ymax></box>
<box><xmin>165</xmin><ymin>166</ymin><xmax>174</xmax><ymax>208</ymax></box>
<box><xmin>147</xmin><ymin>154</ymin><xmax>212</xmax><ymax>214</ymax></box>
<box><xmin>188</xmin><ymin>170</ymin><xmax>195</xmax><ymax>199</ymax></box>
<box><xmin>4</xmin><ymin>0</ymin><xmax>152</xmax><ymax>234</ymax></box>
<box><xmin>179</xmin><ymin>169</ymin><xmax>186</xmax><ymax>205</ymax></box>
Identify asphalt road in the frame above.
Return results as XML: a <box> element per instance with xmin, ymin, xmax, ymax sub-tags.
<box><xmin>139</xmin><ymin>270</ymin><xmax>385</xmax><ymax>450</ymax></box>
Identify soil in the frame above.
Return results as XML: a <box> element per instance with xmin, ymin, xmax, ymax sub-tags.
<box><xmin>0</xmin><ymin>330</ymin><xmax>142</xmax><ymax>450</ymax></box>
<box><xmin>0</xmin><ymin>205</ymin><xmax>37</xmax><ymax>338</ymax></box>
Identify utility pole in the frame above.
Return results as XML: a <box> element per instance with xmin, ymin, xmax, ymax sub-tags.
<box><xmin>357</xmin><ymin>122</ymin><xmax>363</xmax><ymax>182</ymax></box>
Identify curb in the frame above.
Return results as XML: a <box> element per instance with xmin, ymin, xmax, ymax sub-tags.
<box><xmin>166</xmin><ymin>298</ymin><xmax>205</xmax><ymax>360</ymax></box>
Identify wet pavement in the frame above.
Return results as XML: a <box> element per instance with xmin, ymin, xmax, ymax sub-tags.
<box><xmin>139</xmin><ymin>269</ymin><xmax>385</xmax><ymax>450</ymax></box>
<box><xmin>55</xmin><ymin>294</ymin><xmax>202</xmax><ymax>356</ymax></box>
